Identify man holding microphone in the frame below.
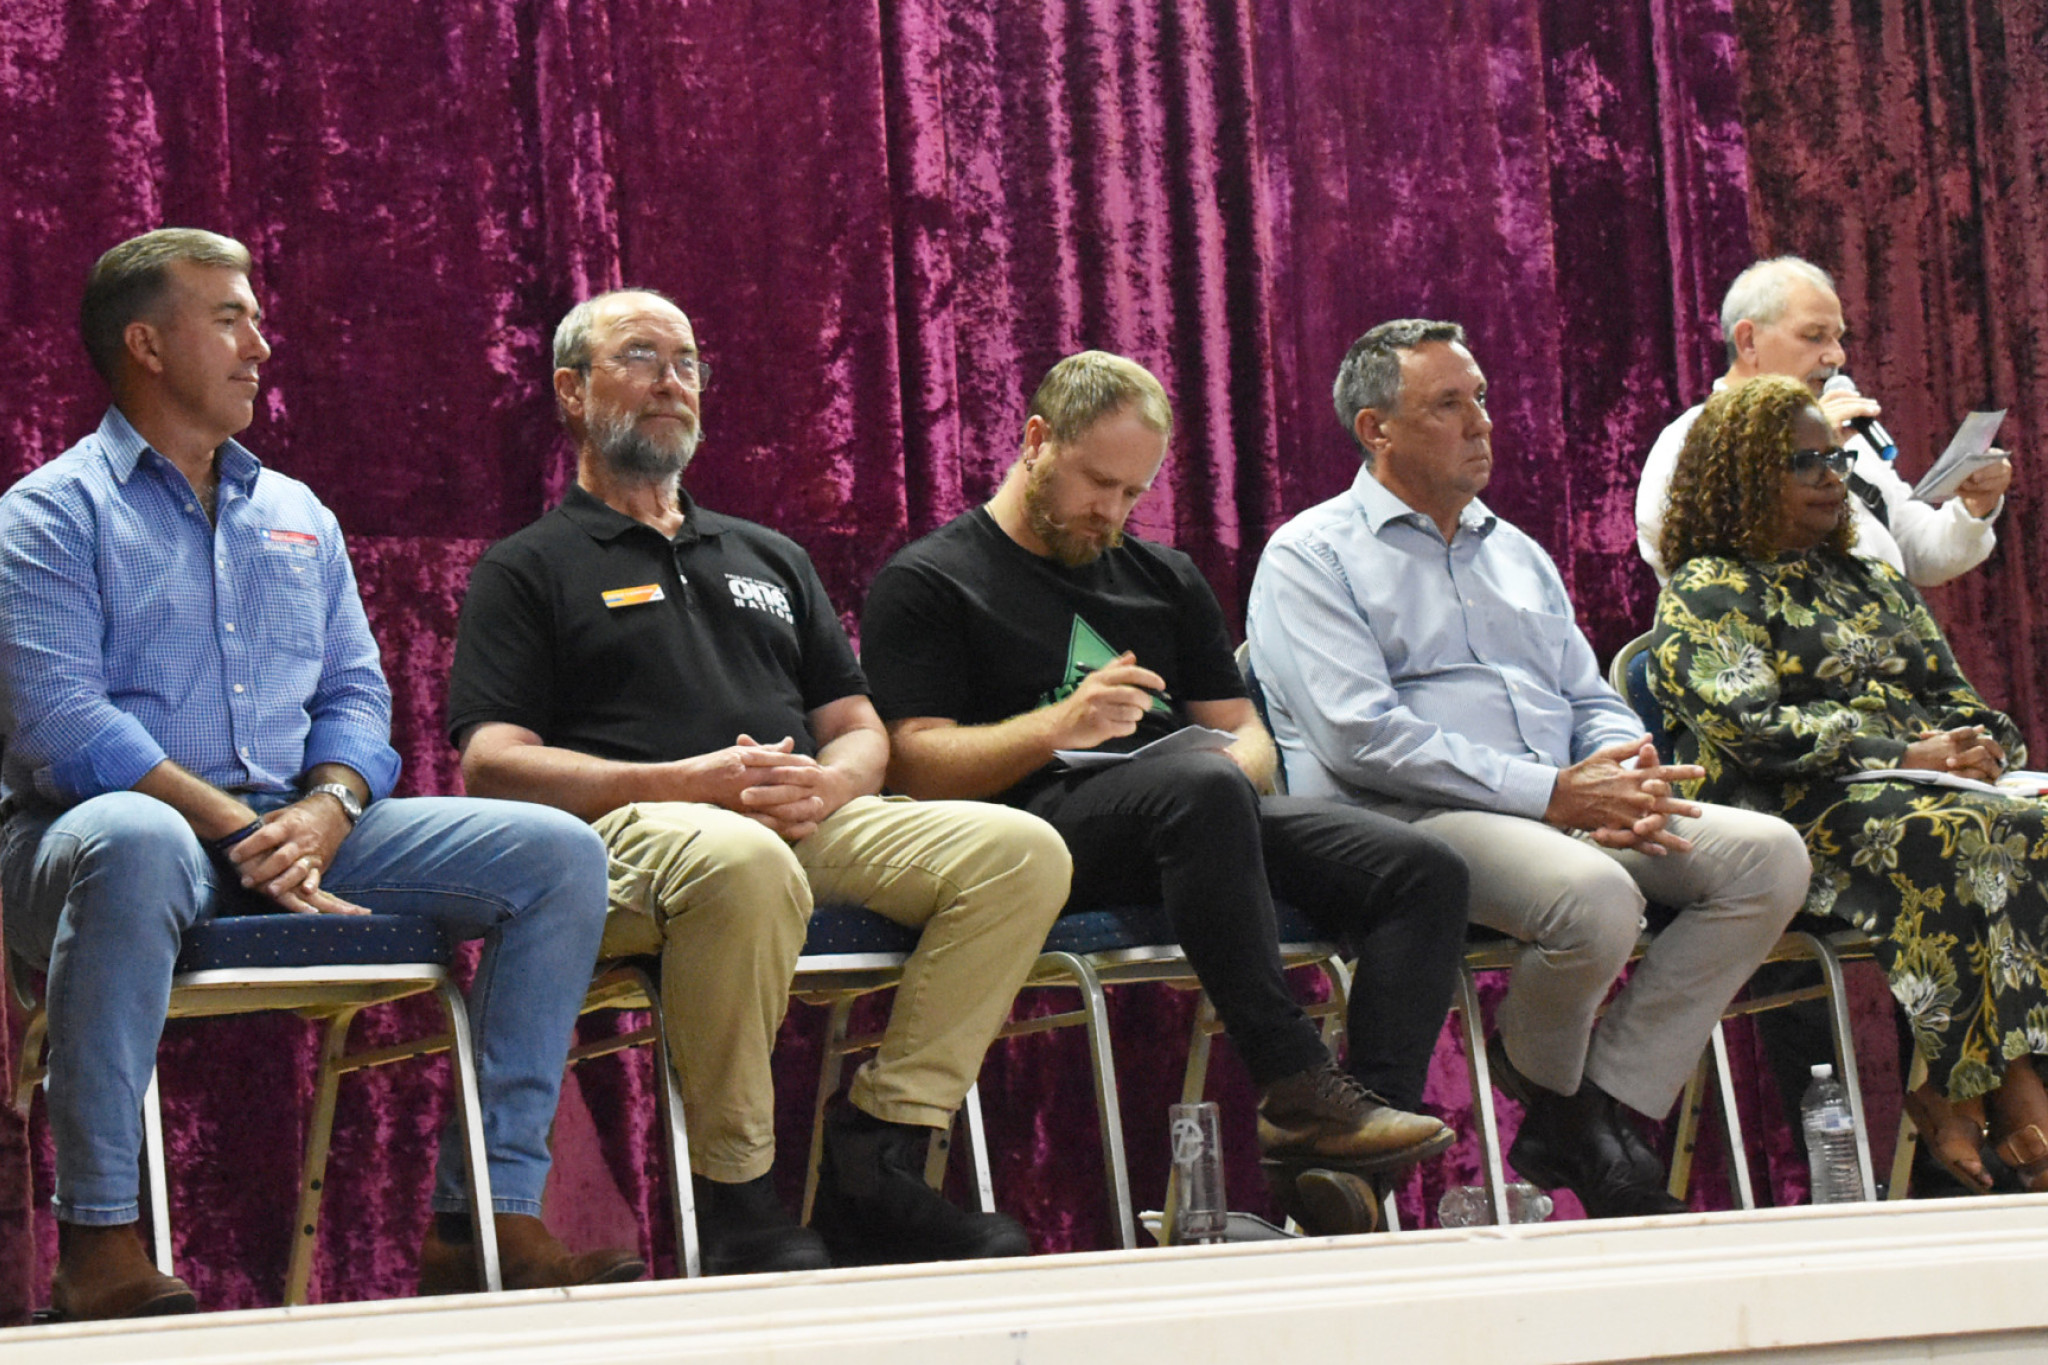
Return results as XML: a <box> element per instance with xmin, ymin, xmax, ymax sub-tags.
<box><xmin>1635</xmin><ymin>255</ymin><xmax>2012</xmax><ymax>586</ymax></box>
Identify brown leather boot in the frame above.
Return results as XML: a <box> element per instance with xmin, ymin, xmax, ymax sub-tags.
<box><xmin>50</xmin><ymin>1221</ymin><xmax>197</xmax><ymax>1321</ymax></box>
<box><xmin>417</xmin><ymin>1213</ymin><xmax>644</xmax><ymax>1295</ymax></box>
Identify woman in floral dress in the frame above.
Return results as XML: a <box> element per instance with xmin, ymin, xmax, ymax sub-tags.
<box><xmin>1648</xmin><ymin>374</ymin><xmax>2048</xmax><ymax>1194</ymax></box>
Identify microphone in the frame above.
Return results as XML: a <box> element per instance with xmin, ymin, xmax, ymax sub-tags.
<box><xmin>1821</xmin><ymin>373</ymin><xmax>1897</xmax><ymax>459</ymax></box>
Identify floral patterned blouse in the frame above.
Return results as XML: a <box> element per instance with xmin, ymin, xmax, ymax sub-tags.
<box><xmin>1650</xmin><ymin>549</ymin><xmax>2043</xmax><ymax>1098</ymax></box>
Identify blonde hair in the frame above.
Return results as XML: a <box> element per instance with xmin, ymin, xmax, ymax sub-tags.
<box><xmin>1026</xmin><ymin>351</ymin><xmax>1173</xmax><ymax>446</ymax></box>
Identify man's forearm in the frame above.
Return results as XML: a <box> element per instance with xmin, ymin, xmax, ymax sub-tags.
<box><xmin>1227</xmin><ymin>726</ymin><xmax>1279</xmax><ymax>794</ymax></box>
<box><xmin>886</xmin><ymin>710</ymin><xmax>1066</xmax><ymax>801</ymax></box>
<box><xmin>814</xmin><ymin>727</ymin><xmax>888</xmax><ymax>804</ymax></box>
<box><xmin>463</xmin><ymin>740</ymin><xmax>681</xmax><ymax>822</ymax></box>
<box><xmin>132</xmin><ymin>760</ymin><xmax>260</xmax><ymax>841</ymax></box>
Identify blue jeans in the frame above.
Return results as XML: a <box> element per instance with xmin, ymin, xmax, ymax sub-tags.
<box><xmin>0</xmin><ymin>790</ymin><xmax>609</xmax><ymax>1225</ymax></box>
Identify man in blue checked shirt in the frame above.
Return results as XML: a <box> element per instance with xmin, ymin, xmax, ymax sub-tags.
<box><xmin>0</xmin><ymin>229</ymin><xmax>639</xmax><ymax>1319</ymax></box>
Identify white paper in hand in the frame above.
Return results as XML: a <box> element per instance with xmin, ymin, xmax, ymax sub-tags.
<box><xmin>1055</xmin><ymin>725</ymin><xmax>1239</xmax><ymax>771</ymax></box>
<box><xmin>1912</xmin><ymin>409</ymin><xmax>2008</xmax><ymax>503</ymax></box>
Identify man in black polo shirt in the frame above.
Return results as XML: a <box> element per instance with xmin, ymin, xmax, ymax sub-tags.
<box><xmin>860</xmin><ymin>352</ymin><xmax>1470</xmax><ymax>1223</ymax></box>
<box><xmin>446</xmin><ymin>289</ymin><xmax>1071</xmax><ymax>1274</ymax></box>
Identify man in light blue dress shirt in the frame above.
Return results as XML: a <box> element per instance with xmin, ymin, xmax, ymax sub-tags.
<box><xmin>1246</xmin><ymin>319</ymin><xmax>1810</xmax><ymax>1219</ymax></box>
<box><xmin>0</xmin><ymin>230</ymin><xmax>638</xmax><ymax>1318</ymax></box>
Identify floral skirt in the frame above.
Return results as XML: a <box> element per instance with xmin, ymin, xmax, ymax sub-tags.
<box><xmin>1794</xmin><ymin>781</ymin><xmax>2048</xmax><ymax>1101</ymax></box>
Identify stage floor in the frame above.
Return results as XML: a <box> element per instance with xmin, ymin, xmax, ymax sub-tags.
<box><xmin>7</xmin><ymin>1195</ymin><xmax>2048</xmax><ymax>1364</ymax></box>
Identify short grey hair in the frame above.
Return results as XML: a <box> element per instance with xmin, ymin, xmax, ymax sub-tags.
<box><xmin>81</xmin><ymin>228</ymin><xmax>252</xmax><ymax>382</ymax></box>
<box><xmin>552</xmin><ymin>286</ymin><xmax>683</xmax><ymax>373</ymax></box>
<box><xmin>1719</xmin><ymin>256</ymin><xmax>1836</xmax><ymax>363</ymax></box>
<box><xmin>1332</xmin><ymin>318</ymin><xmax>1468</xmax><ymax>458</ymax></box>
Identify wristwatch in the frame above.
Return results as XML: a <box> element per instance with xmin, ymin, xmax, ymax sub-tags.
<box><xmin>306</xmin><ymin>781</ymin><xmax>365</xmax><ymax>826</ymax></box>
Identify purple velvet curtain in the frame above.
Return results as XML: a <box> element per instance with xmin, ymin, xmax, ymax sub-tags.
<box><xmin>0</xmin><ymin>0</ymin><xmax>2040</xmax><ymax>1320</ymax></box>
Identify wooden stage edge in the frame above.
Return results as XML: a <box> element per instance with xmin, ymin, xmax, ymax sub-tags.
<box><xmin>7</xmin><ymin>1196</ymin><xmax>2048</xmax><ymax>1364</ymax></box>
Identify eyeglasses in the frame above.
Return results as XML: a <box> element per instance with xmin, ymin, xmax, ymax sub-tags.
<box><xmin>1788</xmin><ymin>446</ymin><xmax>1852</xmax><ymax>484</ymax></box>
<box><xmin>597</xmin><ymin>346</ymin><xmax>712</xmax><ymax>391</ymax></box>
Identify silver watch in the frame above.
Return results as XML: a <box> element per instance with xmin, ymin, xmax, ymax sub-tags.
<box><xmin>306</xmin><ymin>781</ymin><xmax>364</xmax><ymax>825</ymax></box>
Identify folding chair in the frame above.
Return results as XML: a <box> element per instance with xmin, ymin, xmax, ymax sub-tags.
<box><xmin>9</xmin><ymin>913</ymin><xmax>500</xmax><ymax>1303</ymax></box>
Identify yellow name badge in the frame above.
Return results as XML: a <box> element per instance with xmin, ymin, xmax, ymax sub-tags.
<box><xmin>601</xmin><ymin>583</ymin><xmax>667</xmax><ymax>609</ymax></box>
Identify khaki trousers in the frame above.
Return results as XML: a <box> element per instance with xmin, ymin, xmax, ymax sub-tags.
<box><xmin>593</xmin><ymin>794</ymin><xmax>1070</xmax><ymax>1183</ymax></box>
<box><xmin>1374</xmin><ymin>801</ymin><xmax>1808</xmax><ymax>1118</ymax></box>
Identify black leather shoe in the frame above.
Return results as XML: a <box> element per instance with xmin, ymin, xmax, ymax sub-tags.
<box><xmin>694</xmin><ymin>1174</ymin><xmax>832</xmax><ymax>1275</ymax></box>
<box><xmin>810</xmin><ymin>1100</ymin><xmax>1029</xmax><ymax>1265</ymax></box>
<box><xmin>1506</xmin><ymin>1078</ymin><xmax>1688</xmax><ymax>1220</ymax></box>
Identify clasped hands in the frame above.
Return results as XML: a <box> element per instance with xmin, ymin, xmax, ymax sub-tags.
<box><xmin>1544</xmin><ymin>737</ymin><xmax>1705</xmax><ymax>856</ymax></box>
<box><xmin>218</xmin><ymin>793</ymin><xmax>365</xmax><ymax>916</ymax></box>
<box><xmin>685</xmin><ymin>734</ymin><xmax>851</xmax><ymax>843</ymax></box>
<box><xmin>1903</xmin><ymin>724</ymin><xmax>2006</xmax><ymax>784</ymax></box>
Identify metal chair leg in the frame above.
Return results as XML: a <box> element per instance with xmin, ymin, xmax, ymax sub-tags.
<box><xmin>1667</xmin><ymin>1048</ymin><xmax>1707</xmax><ymax>1201</ymax></box>
<box><xmin>1455</xmin><ymin>966</ymin><xmax>1511</xmax><ymax>1226</ymax></box>
<box><xmin>1181</xmin><ymin>995</ymin><xmax>1217</xmax><ymax>1106</ymax></box>
<box><xmin>960</xmin><ymin>1082</ymin><xmax>995</xmax><ymax>1213</ymax></box>
<box><xmin>142</xmin><ymin>1067</ymin><xmax>173</xmax><ymax>1276</ymax></box>
<box><xmin>1709</xmin><ymin>1022</ymin><xmax>1755</xmax><ymax>1209</ymax></box>
<box><xmin>437</xmin><ymin>981</ymin><xmax>500</xmax><ymax>1294</ymax></box>
<box><xmin>1033</xmin><ymin>952</ymin><xmax>1135</xmax><ymax>1250</ymax></box>
<box><xmin>1807</xmin><ymin>934</ymin><xmax>1878</xmax><ymax>1200</ymax></box>
<box><xmin>286</xmin><ymin>1005</ymin><xmax>361</xmax><ymax>1304</ymax></box>
<box><xmin>640</xmin><ymin>979</ymin><xmax>700</xmax><ymax>1278</ymax></box>
<box><xmin>802</xmin><ymin>995</ymin><xmax>857</xmax><ymax>1223</ymax></box>
<box><xmin>1890</xmin><ymin>1052</ymin><xmax>1930</xmax><ymax>1200</ymax></box>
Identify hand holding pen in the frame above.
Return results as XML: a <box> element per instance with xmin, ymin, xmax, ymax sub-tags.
<box><xmin>1059</xmin><ymin>651</ymin><xmax>1169</xmax><ymax>749</ymax></box>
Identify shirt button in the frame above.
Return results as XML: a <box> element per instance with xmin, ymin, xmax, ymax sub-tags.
<box><xmin>185</xmin><ymin>503</ymin><xmax>196</xmax><ymax>513</ymax></box>
<box><xmin>239</xmin><ymin>746</ymin><xmax>250</xmax><ymax>758</ymax></box>
<box><xmin>224</xmin><ymin>623</ymin><xmax>236</xmax><ymax>632</ymax></box>
<box><xmin>233</xmin><ymin>684</ymin><xmax>245</xmax><ymax>694</ymax></box>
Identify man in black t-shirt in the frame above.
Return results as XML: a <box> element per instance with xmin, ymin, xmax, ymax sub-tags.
<box><xmin>446</xmin><ymin>290</ymin><xmax>1071</xmax><ymax>1274</ymax></box>
<box><xmin>861</xmin><ymin>352</ymin><xmax>1471</xmax><ymax>1210</ymax></box>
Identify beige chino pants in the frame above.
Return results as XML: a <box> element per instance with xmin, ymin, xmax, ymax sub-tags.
<box><xmin>1369</xmin><ymin>801</ymin><xmax>1809</xmax><ymax>1119</ymax></box>
<box><xmin>593</xmin><ymin>794</ymin><xmax>1070</xmax><ymax>1183</ymax></box>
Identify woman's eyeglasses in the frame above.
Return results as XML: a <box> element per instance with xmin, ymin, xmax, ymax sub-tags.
<box><xmin>1789</xmin><ymin>447</ymin><xmax>1853</xmax><ymax>484</ymax></box>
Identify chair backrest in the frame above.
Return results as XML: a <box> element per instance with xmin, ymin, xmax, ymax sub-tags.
<box><xmin>1232</xmin><ymin>641</ymin><xmax>1288</xmax><ymax>796</ymax></box>
<box><xmin>1607</xmin><ymin>630</ymin><xmax>1675</xmax><ymax>764</ymax></box>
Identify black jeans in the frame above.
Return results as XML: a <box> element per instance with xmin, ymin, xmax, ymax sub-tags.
<box><xmin>1024</xmin><ymin>750</ymin><xmax>1468</xmax><ymax>1110</ymax></box>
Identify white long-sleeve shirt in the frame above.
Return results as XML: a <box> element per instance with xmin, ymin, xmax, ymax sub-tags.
<box><xmin>1635</xmin><ymin>393</ymin><xmax>1998</xmax><ymax>586</ymax></box>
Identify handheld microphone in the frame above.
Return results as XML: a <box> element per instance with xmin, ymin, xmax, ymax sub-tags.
<box><xmin>1820</xmin><ymin>373</ymin><xmax>1897</xmax><ymax>459</ymax></box>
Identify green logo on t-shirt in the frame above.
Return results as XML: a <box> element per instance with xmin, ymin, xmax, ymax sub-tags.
<box><xmin>1041</xmin><ymin>616</ymin><xmax>1171</xmax><ymax>715</ymax></box>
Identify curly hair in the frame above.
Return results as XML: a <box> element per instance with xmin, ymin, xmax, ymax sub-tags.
<box><xmin>1659</xmin><ymin>374</ymin><xmax>1856</xmax><ymax>570</ymax></box>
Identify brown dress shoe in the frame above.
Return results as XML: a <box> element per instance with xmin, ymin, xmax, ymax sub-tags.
<box><xmin>417</xmin><ymin>1213</ymin><xmax>645</xmax><ymax>1295</ymax></box>
<box><xmin>51</xmin><ymin>1222</ymin><xmax>197</xmax><ymax>1321</ymax></box>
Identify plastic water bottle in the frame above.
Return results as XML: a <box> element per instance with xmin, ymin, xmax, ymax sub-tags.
<box><xmin>1436</xmin><ymin>1182</ymin><xmax>1554</xmax><ymax>1227</ymax></box>
<box><xmin>1800</xmin><ymin>1063</ymin><xmax>1863</xmax><ymax>1203</ymax></box>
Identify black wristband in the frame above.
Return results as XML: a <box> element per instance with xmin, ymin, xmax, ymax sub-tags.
<box><xmin>206</xmin><ymin>818</ymin><xmax>263</xmax><ymax>859</ymax></box>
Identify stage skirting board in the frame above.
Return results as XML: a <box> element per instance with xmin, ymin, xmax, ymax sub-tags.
<box><xmin>3</xmin><ymin>1196</ymin><xmax>2046</xmax><ymax>1363</ymax></box>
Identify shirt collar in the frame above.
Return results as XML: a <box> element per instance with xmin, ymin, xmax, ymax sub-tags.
<box><xmin>1345</xmin><ymin>463</ymin><xmax>1497</xmax><ymax>540</ymax></box>
<box><xmin>557</xmin><ymin>481</ymin><xmax>729</xmax><ymax>545</ymax></box>
<box><xmin>96</xmin><ymin>406</ymin><xmax>263</xmax><ymax>492</ymax></box>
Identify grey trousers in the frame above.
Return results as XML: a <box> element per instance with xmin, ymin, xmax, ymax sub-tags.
<box><xmin>1371</xmin><ymin>802</ymin><xmax>1809</xmax><ymax>1119</ymax></box>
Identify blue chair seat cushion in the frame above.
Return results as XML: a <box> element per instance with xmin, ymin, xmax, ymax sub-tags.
<box><xmin>174</xmin><ymin>912</ymin><xmax>455</xmax><ymax>973</ymax></box>
<box><xmin>800</xmin><ymin>904</ymin><xmax>923</xmax><ymax>956</ymax></box>
<box><xmin>800</xmin><ymin>901</ymin><xmax>1332</xmax><ymax>961</ymax></box>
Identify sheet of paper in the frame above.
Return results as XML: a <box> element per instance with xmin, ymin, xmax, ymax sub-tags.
<box><xmin>1839</xmin><ymin>767</ymin><xmax>2047</xmax><ymax>799</ymax></box>
<box><xmin>1054</xmin><ymin>725</ymin><xmax>1239</xmax><ymax>771</ymax></box>
<box><xmin>1911</xmin><ymin>409</ymin><xmax>2008</xmax><ymax>502</ymax></box>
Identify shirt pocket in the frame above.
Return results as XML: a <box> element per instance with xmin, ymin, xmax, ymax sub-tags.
<box><xmin>1510</xmin><ymin>606</ymin><xmax>1577</xmax><ymax>677</ymax></box>
<box><xmin>245</xmin><ymin>548</ymin><xmax>327</xmax><ymax>659</ymax></box>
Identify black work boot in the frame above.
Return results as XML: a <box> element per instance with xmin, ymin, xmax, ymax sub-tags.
<box><xmin>1496</xmin><ymin>1044</ymin><xmax>1687</xmax><ymax>1221</ymax></box>
<box><xmin>809</xmin><ymin>1100</ymin><xmax>1029</xmax><ymax>1265</ymax></box>
<box><xmin>693</xmin><ymin>1173</ymin><xmax>831</xmax><ymax>1275</ymax></box>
